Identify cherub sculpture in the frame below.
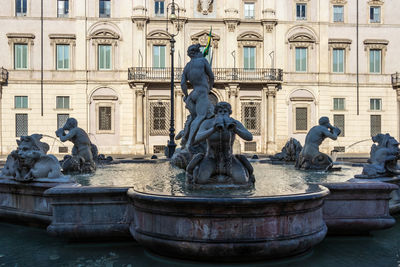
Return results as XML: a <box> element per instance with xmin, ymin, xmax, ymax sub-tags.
<box><xmin>186</xmin><ymin>102</ymin><xmax>255</xmax><ymax>188</ymax></box>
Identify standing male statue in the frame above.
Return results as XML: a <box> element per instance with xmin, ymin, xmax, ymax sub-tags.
<box><xmin>295</xmin><ymin>116</ymin><xmax>341</xmax><ymax>170</ymax></box>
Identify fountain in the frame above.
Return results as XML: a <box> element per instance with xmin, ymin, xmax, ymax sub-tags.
<box><xmin>271</xmin><ymin>137</ymin><xmax>302</xmax><ymax>163</ymax></box>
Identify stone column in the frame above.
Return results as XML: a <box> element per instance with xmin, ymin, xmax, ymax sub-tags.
<box><xmin>228</xmin><ymin>83</ymin><xmax>239</xmax><ymax>118</ymax></box>
<box><xmin>135</xmin><ymin>83</ymin><xmax>146</xmax><ymax>154</ymax></box>
<box><xmin>261</xmin><ymin>86</ymin><xmax>268</xmax><ymax>153</ymax></box>
<box><xmin>266</xmin><ymin>84</ymin><xmax>277</xmax><ymax>155</ymax></box>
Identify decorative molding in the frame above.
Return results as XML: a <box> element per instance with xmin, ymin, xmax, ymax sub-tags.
<box><xmin>262</xmin><ymin>9</ymin><xmax>276</xmax><ymax>20</ymax></box>
<box><xmin>363</xmin><ymin>39</ymin><xmax>389</xmax><ymax>51</ymax></box>
<box><xmin>89</xmin><ymin>29</ymin><xmax>120</xmax><ymax>45</ymax></box>
<box><xmin>191</xmin><ymin>30</ymin><xmax>220</xmax><ymax>48</ymax></box>
<box><xmin>288</xmin><ymin>32</ymin><xmax>316</xmax><ymax>49</ymax></box>
<box><xmin>330</xmin><ymin>0</ymin><xmax>347</xmax><ymax>4</ymax></box>
<box><xmin>197</xmin><ymin>0</ymin><xmax>214</xmax><ymax>15</ymax></box>
<box><xmin>328</xmin><ymin>38</ymin><xmax>352</xmax><ymax>50</ymax></box>
<box><xmin>237</xmin><ymin>31</ymin><xmax>263</xmax><ymax>47</ymax></box>
<box><xmin>367</xmin><ymin>0</ymin><xmax>384</xmax><ymax>5</ymax></box>
<box><xmin>174</xmin><ymin>18</ymin><xmax>187</xmax><ymax>32</ymax></box>
<box><xmin>131</xmin><ymin>16</ymin><xmax>149</xmax><ymax>31</ymax></box>
<box><xmin>93</xmin><ymin>95</ymin><xmax>118</xmax><ymax>101</ymax></box>
<box><xmin>223</xmin><ymin>18</ymin><xmax>240</xmax><ymax>32</ymax></box>
<box><xmin>261</xmin><ymin>19</ymin><xmax>278</xmax><ymax>33</ymax></box>
<box><xmin>6</xmin><ymin>33</ymin><xmax>35</xmax><ymax>45</ymax></box>
<box><xmin>147</xmin><ymin>30</ymin><xmax>171</xmax><ymax>45</ymax></box>
<box><xmin>49</xmin><ymin>34</ymin><xmax>76</xmax><ymax>46</ymax></box>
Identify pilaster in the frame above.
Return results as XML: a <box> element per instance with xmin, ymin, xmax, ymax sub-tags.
<box><xmin>228</xmin><ymin>83</ymin><xmax>239</xmax><ymax>118</ymax></box>
<box><xmin>134</xmin><ymin>83</ymin><xmax>146</xmax><ymax>154</ymax></box>
<box><xmin>266</xmin><ymin>84</ymin><xmax>278</xmax><ymax>155</ymax></box>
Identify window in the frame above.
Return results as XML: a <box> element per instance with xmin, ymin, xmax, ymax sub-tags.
<box><xmin>57</xmin><ymin>114</ymin><xmax>69</xmax><ymax>129</ymax></box>
<box><xmin>243</xmin><ymin>47</ymin><xmax>255</xmax><ymax>70</ymax></box>
<box><xmin>153</xmin><ymin>45</ymin><xmax>166</xmax><ymax>69</ymax></box>
<box><xmin>16</xmin><ymin>114</ymin><xmax>28</xmax><ymax>137</ymax></box>
<box><xmin>295</xmin><ymin>47</ymin><xmax>307</xmax><ymax>72</ymax></box>
<box><xmin>150</xmin><ymin>101</ymin><xmax>170</xmax><ymax>135</ymax></box>
<box><xmin>155</xmin><ymin>1</ymin><xmax>164</xmax><ymax>16</ymax></box>
<box><xmin>14</xmin><ymin>44</ymin><xmax>28</xmax><ymax>69</ymax></box>
<box><xmin>333</xmin><ymin>98</ymin><xmax>345</xmax><ymax>110</ymax></box>
<box><xmin>98</xmin><ymin>45</ymin><xmax>111</xmax><ymax>70</ymax></box>
<box><xmin>16</xmin><ymin>0</ymin><xmax>27</xmax><ymax>16</ymax></box>
<box><xmin>295</xmin><ymin>107</ymin><xmax>307</xmax><ymax>131</ymax></box>
<box><xmin>244</xmin><ymin>3</ymin><xmax>255</xmax><ymax>19</ymax></box>
<box><xmin>333</xmin><ymin>5</ymin><xmax>344</xmax><ymax>22</ymax></box>
<box><xmin>333</xmin><ymin>114</ymin><xmax>345</xmax><ymax>137</ymax></box>
<box><xmin>332</xmin><ymin>48</ymin><xmax>344</xmax><ymax>73</ymax></box>
<box><xmin>241</xmin><ymin>102</ymin><xmax>260</xmax><ymax>135</ymax></box>
<box><xmin>370</xmin><ymin>115</ymin><xmax>381</xmax><ymax>136</ymax></box>
<box><xmin>99</xmin><ymin>0</ymin><xmax>111</xmax><ymax>18</ymax></box>
<box><xmin>57</xmin><ymin>0</ymin><xmax>69</xmax><ymax>17</ymax></box>
<box><xmin>296</xmin><ymin>4</ymin><xmax>306</xmax><ymax>20</ymax></box>
<box><xmin>370</xmin><ymin>49</ymin><xmax>381</xmax><ymax>73</ymax></box>
<box><xmin>370</xmin><ymin>6</ymin><xmax>381</xmax><ymax>23</ymax></box>
<box><xmin>15</xmin><ymin>96</ymin><xmax>28</xmax><ymax>109</ymax></box>
<box><xmin>56</xmin><ymin>96</ymin><xmax>70</xmax><ymax>109</ymax></box>
<box><xmin>98</xmin><ymin>106</ymin><xmax>112</xmax><ymax>131</ymax></box>
<box><xmin>370</xmin><ymin>98</ymin><xmax>382</xmax><ymax>110</ymax></box>
<box><xmin>56</xmin><ymin>44</ymin><xmax>70</xmax><ymax>70</ymax></box>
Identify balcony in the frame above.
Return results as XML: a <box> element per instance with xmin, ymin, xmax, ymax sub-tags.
<box><xmin>392</xmin><ymin>72</ymin><xmax>400</xmax><ymax>89</ymax></box>
<box><xmin>128</xmin><ymin>67</ymin><xmax>283</xmax><ymax>84</ymax></box>
<box><xmin>0</xmin><ymin>67</ymin><xmax>8</xmax><ymax>85</ymax></box>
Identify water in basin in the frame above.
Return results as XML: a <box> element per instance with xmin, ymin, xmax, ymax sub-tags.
<box><xmin>73</xmin><ymin>161</ymin><xmax>362</xmax><ymax>197</ymax></box>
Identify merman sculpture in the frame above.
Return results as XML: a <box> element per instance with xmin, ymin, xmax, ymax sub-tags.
<box><xmin>271</xmin><ymin>138</ymin><xmax>303</xmax><ymax>162</ymax></box>
<box><xmin>0</xmin><ymin>134</ymin><xmax>64</xmax><ymax>181</ymax></box>
<box><xmin>295</xmin><ymin>116</ymin><xmax>341</xmax><ymax>170</ymax></box>
<box><xmin>172</xmin><ymin>44</ymin><xmax>215</xmax><ymax>169</ymax></box>
<box><xmin>186</xmin><ymin>102</ymin><xmax>255</xmax><ymax>188</ymax></box>
<box><xmin>56</xmin><ymin>118</ymin><xmax>96</xmax><ymax>173</ymax></box>
<box><xmin>355</xmin><ymin>133</ymin><xmax>400</xmax><ymax>178</ymax></box>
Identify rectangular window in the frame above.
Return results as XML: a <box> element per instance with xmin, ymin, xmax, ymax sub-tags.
<box><xmin>14</xmin><ymin>44</ymin><xmax>28</xmax><ymax>70</ymax></box>
<box><xmin>243</xmin><ymin>46</ymin><xmax>255</xmax><ymax>70</ymax></box>
<box><xmin>333</xmin><ymin>98</ymin><xmax>345</xmax><ymax>110</ymax></box>
<box><xmin>296</xmin><ymin>4</ymin><xmax>306</xmax><ymax>20</ymax></box>
<box><xmin>370</xmin><ymin>98</ymin><xmax>382</xmax><ymax>110</ymax></box>
<box><xmin>56</xmin><ymin>96</ymin><xmax>70</xmax><ymax>109</ymax></box>
<box><xmin>295</xmin><ymin>47</ymin><xmax>307</xmax><ymax>72</ymax></box>
<box><xmin>244</xmin><ymin>3</ymin><xmax>255</xmax><ymax>19</ymax></box>
<box><xmin>333</xmin><ymin>5</ymin><xmax>344</xmax><ymax>22</ymax></box>
<box><xmin>16</xmin><ymin>114</ymin><xmax>28</xmax><ymax>137</ymax></box>
<box><xmin>99</xmin><ymin>106</ymin><xmax>112</xmax><ymax>131</ymax></box>
<box><xmin>334</xmin><ymin>114</ymin><xmax>345</xmax><ymax>137</ymax></box>
<box><xmin>153</xmin><ymin>45</ymin><xmax>166</xmax><ymax>69</ymax></box>
<box><xmin>56</xmin><ymin>44</ymin><xmax>70</xmax><ymax>70</ymax></box>
<box><xmin>99</xmin><ymin>0</ymin><xmax>111</xmax><ymax>18</ymax></box>
<box><xmin>370</xmin><ymin>6</ymin><xmax>381</xmax><ymax>23</ymax></box>
<box><xmin>150</xmin><ymin>101</ymin><xmax>170</xmax><ymax>135</ymax></box>
<box><xmin>295</xmin><ymin>107</ymin><xmax>308</xmax><ymax>131</ymax></box>
<box><xmin>332</xmin><ymin>48</ymin><xmax>344</xmax><ymax>73</ymax></box>
<box><xmin>370</xmin><ymin>49</ymin><xmax>381</xmax><ymax>73</ymax></box>
<box><xmin>241</xmin><ymin>102</ymin><xmax>260</xmax><ymax>135</ymax></box>
<box><xmin>15</xmin><ymin>96</ymin><xmax>28</xmax><ymax>109</ymax></box>
<box><xmin>98</xmin><ymin>45</ymin><xmax>111</xmax><ymax>70</ymax></box>
<box><xmin>57</xmin><ymin>114</ymin><xmax>69</xmax><ymax>129</ymax></box>
<box><xmin>155</xmin><ymin>1</ymin><xmax>164</xmax><ymax>15</ymax></box>
<box><xmin>57</xmin><ymin>0</ymin><xmax>69</xmax><ymax>17</ymax></box>
<box><xmin>370</xmin><ymin>115</ymin><xmax>381</xmax><ymax>136</ymax></box>
<box><xmin>16</xmin><ymin>0</ymin><xmax>27</xmax><ymax>16</ymax></box>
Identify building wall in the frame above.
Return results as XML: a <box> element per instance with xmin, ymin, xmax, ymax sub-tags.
<box><xmin>0</xmin><ymin>0</ymin><xmax>399</xmax><ymax>155</ymax></box>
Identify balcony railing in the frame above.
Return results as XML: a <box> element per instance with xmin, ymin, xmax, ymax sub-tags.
<box><xmin>0</xmin><ymin>67</ymin><xmax>8</xmax><ymax>84</ymax></box>
<box><xmin>128</xmin><ymin>67</ymin><xmax>283</xmax><ymax>83</ymax></box>
<box><xmin>392</xmin><ymin>72</ymin><xmax>400</xmax><ymax>88</ymax></box>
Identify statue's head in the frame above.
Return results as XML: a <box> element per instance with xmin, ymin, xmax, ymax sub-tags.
<box><xmin>318</xmin><ymin>116</ymin><xmax>330</xmax><ymax>127</ymax></box>
<box><xmin>187</xmin><ymin>44</ymin><xmax>202</xmax><ymax>58</ymax></box>
<box><xmin>64</xmin><ymin>118</ymin><xmax>78</xmax><ymax>130</ymax></box>
<box><xmin>214</xmin><ymin>101</ymin><xmax>232</xmax><ymax>116</ymax></box>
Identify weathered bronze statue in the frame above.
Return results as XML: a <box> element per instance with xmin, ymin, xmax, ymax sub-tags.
<box><xmin>56</xmin><ymin>118</ymin><xmax>96</xmax><ymax>173</ymax></box>
<box><xmin>295</xmin><ymin>116</ymin><xmax>341</xmax><ymax>170</ymax></box>
<box><xmin>186</xmin><ymin>102</ymin><xmax>255</xmax><ymax>188</ymax></box>
<box><xmin>271</xmin><ymin>138</ymin><xmax>303</xmax><ymax>162</ymax></box>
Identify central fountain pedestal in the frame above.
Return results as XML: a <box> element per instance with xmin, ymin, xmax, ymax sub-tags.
<box><xmin>128</xmin><ymin>185</ymin><xmax>329</xmax><ymax>261</ymax></box>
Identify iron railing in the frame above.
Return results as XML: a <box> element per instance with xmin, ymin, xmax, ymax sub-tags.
<box><xmin>128</xmin><ymin>67</ymin><xmax>283</xmax><ymax>82</ymax></box>
<box><xmin>0</xmin><ymin>67</ymin><xmax>8</xmax><ymax>84</ymax></box>
<box><xmin>392</xmin><ymin>72</ymin><xmax>400</xmax><ymax>87</ymax></box>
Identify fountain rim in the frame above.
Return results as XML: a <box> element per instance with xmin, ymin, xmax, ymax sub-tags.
<box><xmin>128</xmin><ymin>185</ymin><xmax>330</xmax><ymax>204</ymax></box>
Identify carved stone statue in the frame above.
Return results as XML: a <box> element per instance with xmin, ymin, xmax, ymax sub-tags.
<box><xmin>56</xmin><ymin>118</ymin><xmax>96</xmax><ymax>173</ymax></box>
<box><xmin>197</xmin><ymin>0</ymin><xmax>214</xmax><ymax>15</ymax></box>
<box><xmin>355</xmin><ymin>133</ymin><xmax>400</xmax><ymax>178</ymax></box>
<box><xmin>171</xmin><ymin>44</ymin><xmax>214</xmax><ymax>169</ymax></box>
<box><xmin>0</xmin><ymin>134</ymin><xmax>64</xmax><ymax>182</ymax></box>
<box><xmin>186</xmin><ymin>102</ymin><xmax>255</xmax><ymax>188</ymax></box>
<box><xmin>271</xmin><ymin>138</ymin><xmax>303</xmax><ymax>162</ymax></box>
<box><xmin>295</xmin><ymin>117</ymin><xmax>341</xmax><ymax>170</ymax></box>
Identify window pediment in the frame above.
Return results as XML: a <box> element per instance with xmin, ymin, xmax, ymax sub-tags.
<box><xmin>330</xmin><ymin>0</ymin><xmax>347</xmax><ymax>4</ymax></box>
<box><xmin>328</xmin><ymin>38</ymin><xmax>352</xmax><ymax>50</ymax></box>
<box><xmin>237</xmin><ymin>31</ymin><xmax>262</xmax><ymax>47</ymax></box>
<box><xmin>90</xmin><ymin>30</ymin><xmax>120</xmax><ymax>40</ymax></box>
<box><xmin>288</xmin><ymin>33</ymin><xmax>316</xmax><ymax>49</ymax></box>
<box><xmin>368</xmin><ymin>0</ymin><xmax>384</xmax><ymax>5</ymax></box>
<box><xmin>49</xmin><ymin>34</ymin><xmax>76</xmax><ymax>45</ymax></box>
<box><xmin>7</xmin><ymin>33</ymin><xmax>35</xmax><ymax>45</ymax></box>
<box><xmin>364</xmin><ymin>39</ymin><xmax>389</xmax><ymax>51</ymax></box>
<box><xmin>191</xmin><ymin>30</ymin><xmax>220</xmax><ymax>48</ymax></box>
<box><xmin>147</xmin><ymin>30</ymin><xmax>171</xmax><ymax>45</ymax></box>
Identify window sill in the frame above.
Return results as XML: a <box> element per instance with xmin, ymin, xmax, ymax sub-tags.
<box><xmin>367</xmin><ymin>109</ymin><xmax>383</xmax><ymax>112</ymax></box>
<box><xmin>330</xmin><ymin>109</ymin><xmax>347</xmax><ymax>112</ymax></box>
<box><xmin>12</xmin><ymin>108</ymin><xmax>31</xmax><ymax>111</ymax></box>
<box><xmin>96</xmin><ymin>130</ymin><xmax>115</xmax><ymax>134</ymax></box>
<box><xmin>97</xmin><ymin>69</ymin><xmax>113</xmax><ymax>71</ymax></box>
<box><xmin>53</xmin><ymin>108</ymin><xmax>73</xmax><ymax>111</ymax></box>
<box><xmin>293</xmin><ymin>130</ymin><xmax>308</xmax><ymax>134</ymax></box>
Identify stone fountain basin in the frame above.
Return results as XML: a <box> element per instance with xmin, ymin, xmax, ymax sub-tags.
<box><xmin>128</xmin><ymin>186</ymin><xmax>329</xmax><ymax>261</ymax></box>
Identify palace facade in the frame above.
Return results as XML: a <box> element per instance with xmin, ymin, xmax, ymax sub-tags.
<box><xmin>0</xmin><ymin>0</ymin><xmax>399</xmax><ymax>155</ymax></box>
